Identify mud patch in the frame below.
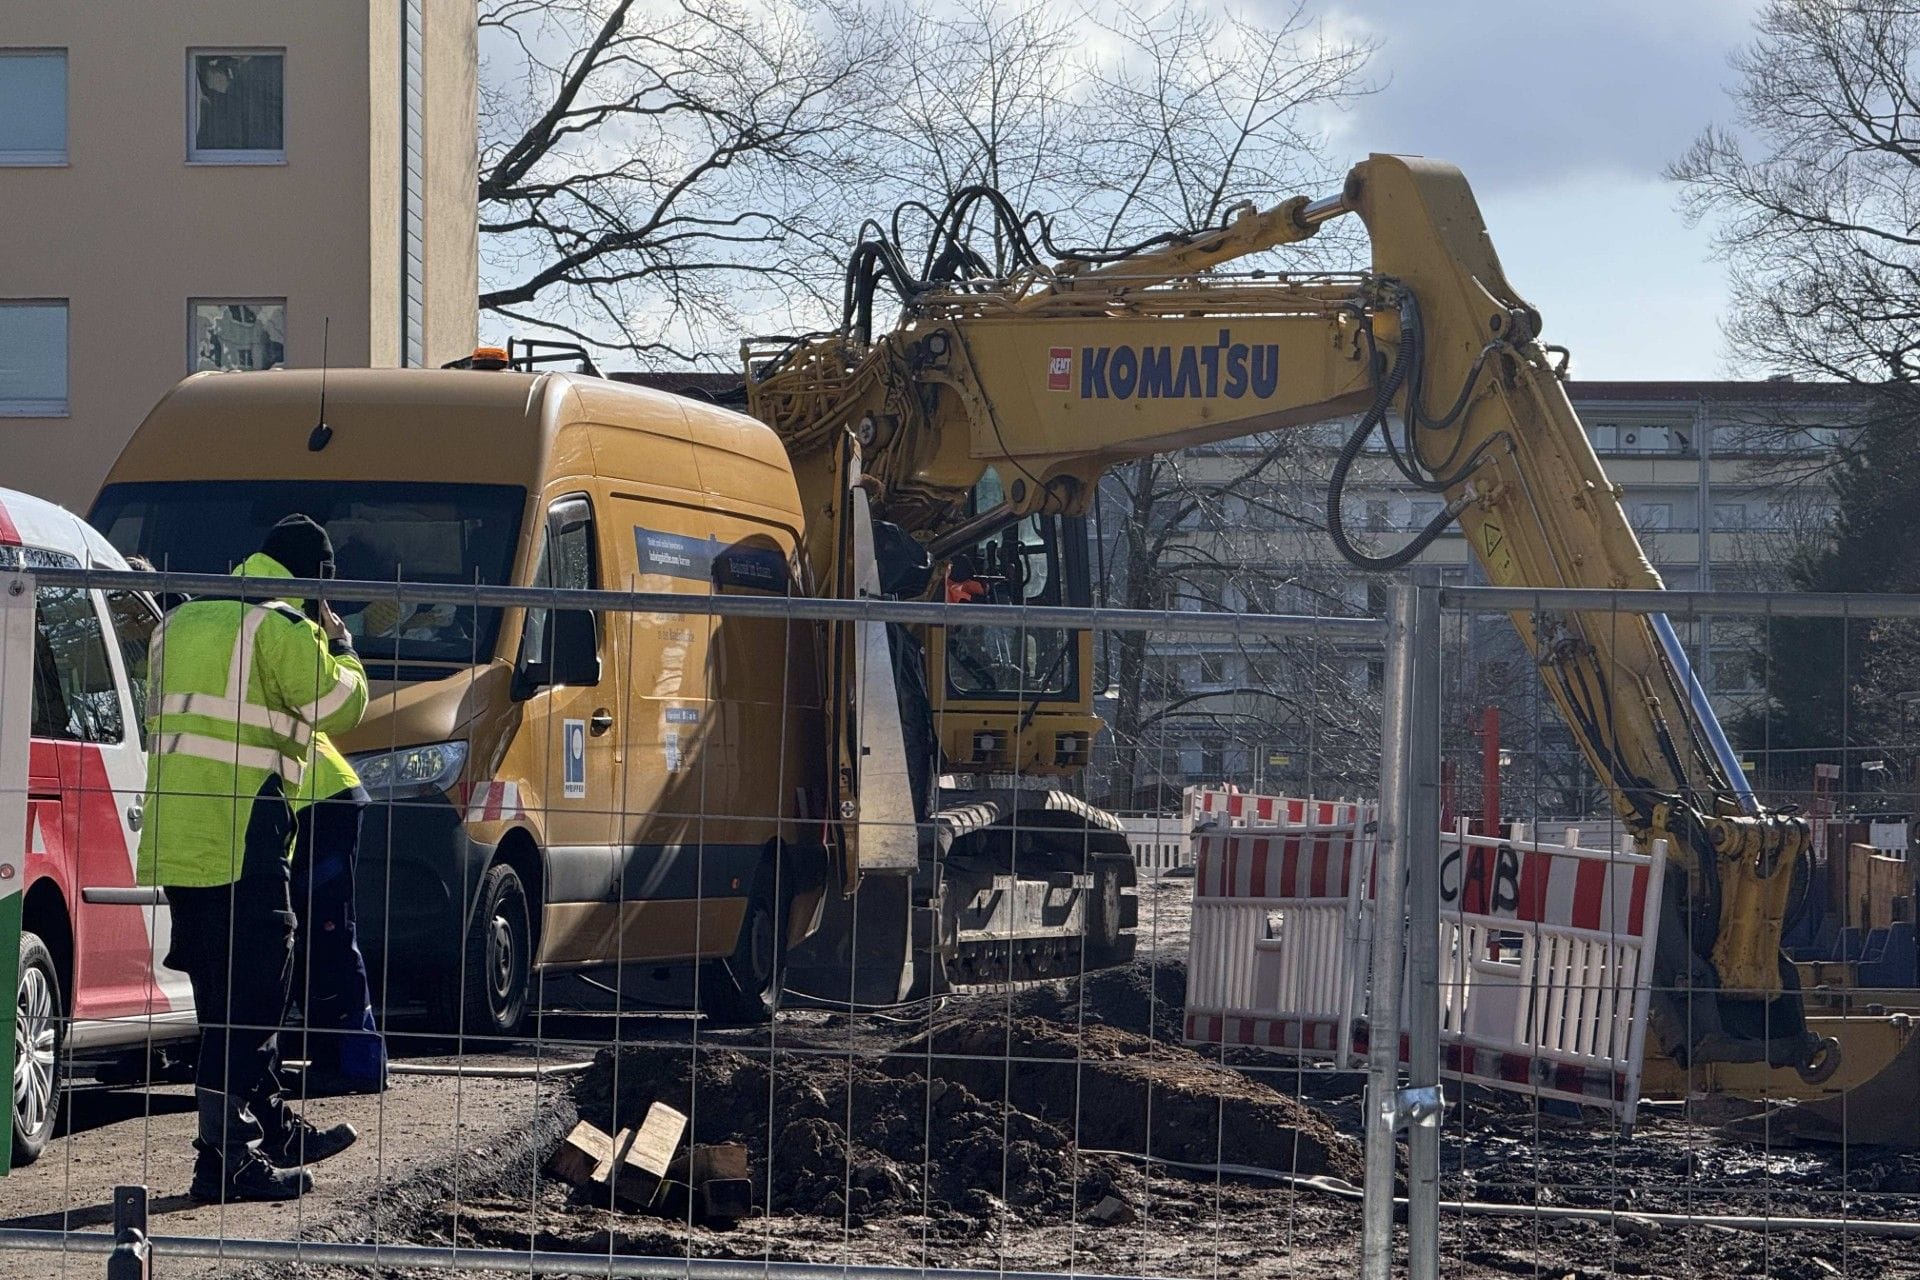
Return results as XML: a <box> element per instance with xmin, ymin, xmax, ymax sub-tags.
<box><xmin>571</xmin><ymin>1041</ymin><xmax>1112</xmax><ymax>1222</ymax></box>
<box><xmin>994</xmin><ymin>958</ymin><xmax>1190</xmax><ymax>1045</ymax></box>
<box><xmin>891</xmin><ymin>1015</ymin><xmax>1363</xmax><ymax>1182</ymax></box>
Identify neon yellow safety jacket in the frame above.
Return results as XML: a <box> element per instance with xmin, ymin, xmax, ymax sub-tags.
<box><xmin>137</xmin><ymin>553</ymin><xmax>369</xmax><ymax>887</ymax></box>
<box><xmin>296</xmin><ymin>734</ymin><xmax>362</xmax><ymax>808</ymax></box>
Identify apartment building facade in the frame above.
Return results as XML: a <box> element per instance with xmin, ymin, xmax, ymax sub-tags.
<box><xmin>0</xmin><ymin>0</ymin><xmax>479</xmax><ymax>509</ymax></box>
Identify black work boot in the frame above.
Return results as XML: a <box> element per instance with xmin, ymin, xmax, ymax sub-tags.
<box><xmin>190</xmin><ymin>1145</ymin><xmax>313</xmax><ymax>1202</ymax></box>
<box><xmin>263</xmin><ymin>1116</ymin><xmax>359</xmax><ymax>1169</ymax></box>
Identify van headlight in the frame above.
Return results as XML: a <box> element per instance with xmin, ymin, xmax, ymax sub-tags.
<box><xmin>350</xmin><ymin>741</ymin><xmax>468</xmax><ymax>798</ymax></box>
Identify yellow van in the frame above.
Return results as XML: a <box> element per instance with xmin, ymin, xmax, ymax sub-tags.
<box><xmin>92</xmin><ymin>365</ymin><xmax>830</xmax><ymax>1034</ymax></box>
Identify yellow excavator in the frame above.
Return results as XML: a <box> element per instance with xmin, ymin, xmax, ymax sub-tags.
<box><xmin>744</xmin><ymin>153</ymin><xmax>1915</xmax><ymax>1133</ymax></box>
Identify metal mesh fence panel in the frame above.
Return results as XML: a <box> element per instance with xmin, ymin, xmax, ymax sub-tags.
<box><xmin>8</xmin><ymin>566</ymin><xmax>1911</xmax><ymax>1279</ymax></box>
<box><xmin>0</xmin><ymin>566</ymin><xmax>1400</xmax><ymax>1280</ymax></box>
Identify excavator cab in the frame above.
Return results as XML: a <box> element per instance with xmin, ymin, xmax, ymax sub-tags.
<box><xmin>925</xmin><ymin>470</ymin><xmax>1100</xmax><ymax>776</ymax></box>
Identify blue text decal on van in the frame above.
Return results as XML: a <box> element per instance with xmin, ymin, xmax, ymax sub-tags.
<box><xmin>633</xmin><ymin>526</ymin><xmax>788</xmax><ymax>594</ymax></box>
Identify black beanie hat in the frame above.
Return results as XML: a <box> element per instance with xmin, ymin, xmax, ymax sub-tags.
<box><xmin>261</xmin><ymin>514</ymin><xmax>334</xmax><ymax>580</ymax></box>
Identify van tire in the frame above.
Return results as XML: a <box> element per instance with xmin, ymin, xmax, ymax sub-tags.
<box><xmin>446</xmin><ymin>863</ymin><xmax>532</xmax><ymax>1042</ymax></box>
<box><xmin>699</xmin><ymin>880</ymin><xmax>783</xmax><ymax>1026</ymax></box>
<box><xmin>12</xmin><ymin>932</ymin><xmax>62</xmax><ymax>1165</ymax></box>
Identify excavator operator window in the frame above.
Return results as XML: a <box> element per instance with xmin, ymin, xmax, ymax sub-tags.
<box><xmin>943</xmin><ymin>470</ymin><xmax>1088</xmax><ymax>702</ymax></box>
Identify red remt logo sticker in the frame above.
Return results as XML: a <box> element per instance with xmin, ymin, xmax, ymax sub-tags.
<box><xmin>1047</xmin><ymin>347</ymin><xmax>1071</xmax><ymax>391</ymax></box>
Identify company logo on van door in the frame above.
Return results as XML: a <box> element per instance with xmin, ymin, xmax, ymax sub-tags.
<box><xmin>632</xmin><ymin>526</ymin><xmax>789</xmax><ymax>594</ymax></box>
<box><xmin>1064</xmin><ymin>329</ymin><xmax>1281</xmax><ymax>401</ymax></box>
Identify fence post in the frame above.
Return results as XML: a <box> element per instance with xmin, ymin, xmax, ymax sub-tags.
<box><xmin>1360</xmin><ymin>576</ymin><xmax>1417</xmax><ymax>1280</ymax></box>
<box><xmin>106</xmin><ymin>1184</ymin><xmax>149</xmax><ymax>1279</ymax></box>
<box><xmin>0</xmin><ymin>573</ymin><xmax>38</xmax><ymax>1177</ymax></box>
<box><xmin>1404</xmin><ymin>566</ymin><xmax>1445</xmax><ymax>1280</ymax></box>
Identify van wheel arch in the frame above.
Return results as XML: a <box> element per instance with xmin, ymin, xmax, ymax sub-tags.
<box><xmin>490</xmin><ymin>827</ymin><xmax>545</xmax><ymax>959</ymax></box>
<box><xmin>21</xmin><ymin>880</ymin><xmax>73</xmax><ymax>1006</ymax></box>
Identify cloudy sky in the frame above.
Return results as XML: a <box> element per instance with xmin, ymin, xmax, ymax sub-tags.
<box><xmin>1319</xmin><ymin>0</ymin><xmax>1762</xmax><ymax>379</ymax></box>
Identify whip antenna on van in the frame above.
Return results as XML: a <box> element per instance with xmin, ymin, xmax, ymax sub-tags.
<box><xmin>308</xmin><ymin>317</ymin><xmax>334</xmax><ymax>452</ymax></box>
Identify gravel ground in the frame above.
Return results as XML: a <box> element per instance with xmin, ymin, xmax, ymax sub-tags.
<box><xmin>9</xmin><ymin>876</ymin><xmax>1919</xmax><ymax>1279</ymax></box>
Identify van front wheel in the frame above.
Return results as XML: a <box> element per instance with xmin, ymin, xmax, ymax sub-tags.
<box><xmin>444</xmin><ymin>863</ymin><xmax>532</xmax><ymax>1041</ymax></box>
<box><xmin>699</xmin><ymin>882</ymin><xmax>783</xmax><ymax>1025</ymax></box>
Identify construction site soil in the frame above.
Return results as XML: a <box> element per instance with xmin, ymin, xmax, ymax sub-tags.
<box><xmin>238</xmin><ymin>880</ymin><xmax>1920</xmax><ymax>1279</ymax></box>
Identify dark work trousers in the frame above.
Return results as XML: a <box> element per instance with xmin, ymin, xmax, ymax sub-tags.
<box><xmin>291</xmin><ymin>787</ymin><xmax>385</xmax><ymax>1086</ymax></box>
<box><xmin>163</xmin><ymin>782</ymin><xmax>298</xmax><ymax>1160</ymax></box>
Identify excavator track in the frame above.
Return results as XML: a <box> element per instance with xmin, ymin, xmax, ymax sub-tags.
<box><xmin>929</xmin><ymin>790</ymin><xmax>1139</xmax><ymax>992</ymax></box>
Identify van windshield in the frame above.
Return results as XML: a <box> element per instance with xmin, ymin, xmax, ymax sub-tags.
<box><xmin>91</xmin><ymin>481</ymin><xmax>526</xmax><ymax>671</ymax></box>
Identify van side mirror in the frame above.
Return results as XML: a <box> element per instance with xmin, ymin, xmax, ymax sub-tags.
<box><xmin>511</xmin><ymin>606</ymin><xmax>600</xmax><ymax>700</ymax></box>
<box><xmin>549</xmin><ymin>609</ymin><xmax>601</xmax><ymax>687</ymax></box>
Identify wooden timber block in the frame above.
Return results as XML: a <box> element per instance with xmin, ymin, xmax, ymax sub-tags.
<box><xmin>546</xmin><ymin>1121</ymin><xmax>616</xmax><ymax>1189</ymax></box>
<box><xmin>667</xmin><ymin>1142</ymin><xmax>751</xmax><ymax>1185</ymax></box>
<box><xmin>593</xmin><ymin>1102</ymin><xmax>688</xmax><ymax>1210</ymax></box>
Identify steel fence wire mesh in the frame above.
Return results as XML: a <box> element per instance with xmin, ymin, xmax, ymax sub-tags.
<box><xmin>1423</xmin><ymin>585</ymin><xmax>1920</xmax><ymax>1280</ymax></box>
<box><xmin>3</xmin><ymin>564</ymin><xmax>1916</xmax><ymax>1280</ymax></box>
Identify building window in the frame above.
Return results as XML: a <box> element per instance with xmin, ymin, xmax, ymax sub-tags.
<box><xmin>1632</xmin><ymin>502</ymin><xmax>1672</xmax><ymax>531</ymax></box>
<box><xmin>0</xmin><ymin>50</ymin><xmax>67</xmax><ymax>164</ymax></box>
<box><xmin>1198</xmin><ymin>652</ymin><xmax>1231</xmax><ymax>687</ymax></box>
<box><xmin>1712</xmin><ymin>501</ymin><xmax>1747</xmax><ymax>531</ymax></box>
<box><xmin>190</xmin><ymin>300</ymin><xmax>286</xmax><ymax>371</ymax></box>
<box><xmin>1618</xmin><ymin>425</ymin><xmax>1670</xmax><ymax>454</ymax></box>
<box><xmin>0</xmin><ymin>301</ymin><xmax>69</xmax><ymax>416</ymax></box>
<box><xmin>1710</xmin><ymin>648</ymin><xmax>1762</xmax><ymax>694</ymax></box>
<box><xmin>188</xmin><ymin>50</ymin><xmax>285</xmax><ymax>163</ymax></box>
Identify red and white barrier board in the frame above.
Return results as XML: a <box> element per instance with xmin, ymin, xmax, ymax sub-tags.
<box><xmin>1182</xmin><ymin>791</ymin><xmax>1668</xmax><ymax>1129</ymax></box>
<box><xmin>1424</xmin><ymin>823</ymin><xmax>1667</xmax><ymax>1127</ymax></box>
<box><xmin>1183</xmin><ymin>790</ymin><xmax>1377</xmax><ymax>1063</ymax></box>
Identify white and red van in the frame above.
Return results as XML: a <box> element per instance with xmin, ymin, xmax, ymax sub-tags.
<box><xmin>1</xmin><ymin>488</ymin><xmax>192</xmax><ymax>1165</ymax></box>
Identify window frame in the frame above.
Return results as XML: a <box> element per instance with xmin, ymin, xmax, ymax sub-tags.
<box><xmin>1632</xmin><ymin>501</ymin><xmax>1673</xmax><ymax>532</ymax></box>
<box><xmin>0</xmin><ymin>298</ymin><xmax>70</xmax><ymax>418</ymax></box>
<box><xmin>187</xmin><ymin>297</ymin><xmax>288</xmax><ymax>372</ymax></box>
<box><xmin>22</xmin><ymin>559</ymin><xmax>126</xmax><ymax>746</ymax></box>
<box><xmin>186</xmin><ymin>47</ymin><xmax>286</xmax><ymax>165</ymax></box>
<box><xmin>102</xmin><ymin>590</ymin><xmax>161</xmax><ymax>749</ymax></box>
<box><xmin>519</xmin><ymin>492</ymin><xmax>602</xmax><ymax>675</ymax></box>
<box><xmin>0</xmin><ymin>48</ymin><xmax>69</xmax><ymax>166</ymax></box>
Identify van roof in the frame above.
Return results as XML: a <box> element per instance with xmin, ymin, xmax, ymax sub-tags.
<box><xmin>101</xmin><ymin>368</ymin><xmax>798</xmax><ymax>505</ymax></box>
<box><xmin>0</xmin><ymin>486</ymin><xmax>130</xmax><ymax>569</ymax></box>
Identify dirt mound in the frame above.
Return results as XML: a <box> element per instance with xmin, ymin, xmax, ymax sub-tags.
<box><xmin>572</xmin><ymin>1042</ymin><xmax>1102</xmax><ymax>1222</ymax></box>
<box><xmin>995</xmin><ymin>958</ymin><xmax>1190</xmax><ymax>1045</ymax></box>
<box><xmin>890</xmin><ymin>1015</ymin><xmax>1363</xmax><ymax>1182</ymax></box>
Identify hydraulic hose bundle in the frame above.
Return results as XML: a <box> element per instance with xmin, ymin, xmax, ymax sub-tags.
<box><xmin>841</xmin><ymin>186</ymin><xmax>1224</xmax><ymax>344</ymax></box>
<box><xmin>1324</xmin><ymin>288</ymin><xmax>1501</xmax><ymax>571</ymax></box>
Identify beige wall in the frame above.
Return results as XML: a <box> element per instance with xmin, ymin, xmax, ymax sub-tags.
<box><xmin>368</xmin><ymin>0</ymin><xmax>402</xmax><ymax>368</ymax></box>
<box><xmin>0</xmin><ymin>0</ymin><xmax>477</xmax><ymax>510</ymax></box>
<box><xmin>423</xmin><ymin>0</ymin><xmax>478</xmax><ymax>363</ymax></box>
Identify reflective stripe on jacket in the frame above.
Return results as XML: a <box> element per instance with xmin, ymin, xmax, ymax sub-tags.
<box><xmin>295</xmin><ymin>732</ymin><xmax>362</xmax><ymax>808</ymax></box>
<box><xmin>137</xmin><ymin>552</ymin><xmax>369</xmax><ymax>887</ymax></box>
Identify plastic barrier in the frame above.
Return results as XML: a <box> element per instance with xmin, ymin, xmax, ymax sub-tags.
<box><xmin>1183</xmin><ymin>792</ymin><xmax>1669</xmax><ymax>1128</ymax></box>
<box><xmin>1117</xmin><ymin>814</ymin><xmax>1193</xmax><ymax>876</ymax></box>
<box><xmin>1421</xmin><ymin>822</ymin><xmax>1667</xmax><ymax>1128</ymax></box>
<box><xmin>1189</xmin><ymin>786</ymin><xmax>1367</xmax><ymax>829</ymax></box>
<box><xmin>1183</xmin><ymin>791</ymin><xmax>1376</xmax><ymax>1062</ymax></box>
